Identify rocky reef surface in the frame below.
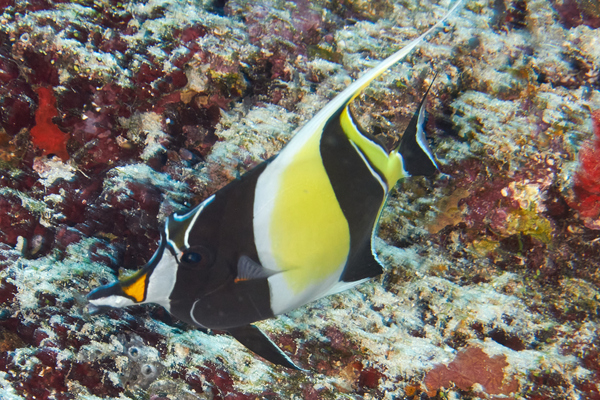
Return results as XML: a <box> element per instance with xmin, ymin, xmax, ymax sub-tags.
<box><xmin>0</xmin><ymin>0</ymin><xmax>599</xmax><ymax>399</ymax></box>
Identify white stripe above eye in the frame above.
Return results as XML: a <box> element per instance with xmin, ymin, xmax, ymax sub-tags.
<box><xmin>168</xmin><ymin>195</ymin><xmax>216</xmax><ymax>253</ymax></box>
<box><xmin>172</xmin><ymin>194</ymin><xmax>216</xmax><ymax>222</ymax></box>
<box><xmin>165</xmin><ymin>194</ymin><xmax>215</xmax><ymax>254</ymax></box>
<box><xmin>183</xmin><ymin>194</ymin><xmax>215</xmax><ymax>248</ymax></box>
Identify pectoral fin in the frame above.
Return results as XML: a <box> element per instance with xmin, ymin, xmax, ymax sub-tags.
<box><xmin>228</xmin><ymin>324</ymin><xmax>304</xmax><ymax>370</ymax></box>
<box><xmin>236</xmin><ymin>255</ymin><xmax>278</xmax><ymax>282</ymax></box>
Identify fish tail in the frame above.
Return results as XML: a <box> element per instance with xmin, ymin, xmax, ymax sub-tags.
<box><xmin>329</xmin><ymin>0</ymin><xmax>463</xmax><ymax>187</ymax></box>
<box><xmin>395</xmin><ymin>73</ymin><xmax>439</xmax><ymax>177</ymax></box>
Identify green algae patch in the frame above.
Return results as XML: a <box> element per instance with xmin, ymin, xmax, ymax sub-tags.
<box><xmin>506</xmin><ymin>206</ymin><xmax>553</xmax><ymax>245</ymax></box>
<box><xmin>468</xmin><ymin>238</ymin><xmax>500</xmax><ymax>258</ymax></box>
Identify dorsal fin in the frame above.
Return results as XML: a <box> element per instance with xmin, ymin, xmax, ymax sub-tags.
<box><xmin>292</xmin><ymin>0</ymin><xmax>463</xmax><ymax>189</ymax></box>
<box><xmin>398</xmin><ymin>75</ymin><xmax>439</xmax><ymax>176</ymax></box>
<box><xmin>307</xmin><ymin>0</ymin><xmax>465</xmax><ymax>125</ymax></box>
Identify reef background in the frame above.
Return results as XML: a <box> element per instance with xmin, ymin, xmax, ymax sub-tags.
<box><xmin>0</xmin><ymin>0</ymin><xmax>599</xmax><ymax>399</ymax></box>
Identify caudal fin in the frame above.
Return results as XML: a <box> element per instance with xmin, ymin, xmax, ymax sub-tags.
<box><xmin>397</xmin><ymin>76</ymin><xmax>439</xmax><ymax>176</ymax></box>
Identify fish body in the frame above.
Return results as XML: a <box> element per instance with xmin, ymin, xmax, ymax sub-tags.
<box><xmin>88</xmin><ymin>0</ymin><xmax>464</xmax><ymax>369</ymax></box>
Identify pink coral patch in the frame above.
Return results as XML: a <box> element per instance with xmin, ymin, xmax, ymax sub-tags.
<box><xmin>424</xmin><ymin>347</ymin><xmax>519</xmax><ymax>398</ymax></box>
<box><xmin>572</xmin><ymin>110</ymin><xmax>600</xmax><ymax>223</ymax></box>
<box><xmin>30</xmin><ymin>86</ymin><xmax>69</xmax><ymax>161</ymax></box>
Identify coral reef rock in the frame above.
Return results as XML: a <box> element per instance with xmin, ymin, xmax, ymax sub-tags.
<box><xmin>0</xmin><ymin>0</ymin><xmax>599</xmax><ymax>399</ymax></box>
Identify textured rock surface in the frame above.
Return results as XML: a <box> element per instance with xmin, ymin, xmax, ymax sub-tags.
<box><xmin>0</xmin><ymin>0</ymin><xmax>599</xmax><ymax>399</ymax></box>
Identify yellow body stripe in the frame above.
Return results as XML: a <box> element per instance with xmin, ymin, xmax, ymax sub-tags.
<box><xmin>122</xmin><ymin>273</ymin><xmax>147</xmax><ymax>302</ymax></box>
<box><xmin>268</xmin><ymin>132</ymin><xmax>350</xmax><ymax>294</ymax></box>
<box><xmin>339</xmin><ymin>107</ymin><xmax>405</xmax><ymax>186</ymax></box>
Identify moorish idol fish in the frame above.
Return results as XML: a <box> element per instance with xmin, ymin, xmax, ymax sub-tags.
<box><xmin>88</xmin><ymin>0</ymin><xmax>464</xmax><ymax>370</ymax></box>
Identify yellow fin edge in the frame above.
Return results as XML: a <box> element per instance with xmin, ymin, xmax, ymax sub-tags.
<box><xmin>339</xmin><ymin>107</ymin><xmax>405</xmax><ymax>186</ymax></box>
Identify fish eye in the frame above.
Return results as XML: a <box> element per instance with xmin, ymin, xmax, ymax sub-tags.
<box><xmin>181</xmin><ymin>251</ymin><xmax>202</xmax><ymax>264</ymax></box>
<box><xmin>179</xmin><ymin>245</ymin><xmax>213</xmax><ymax>268</ymax></box>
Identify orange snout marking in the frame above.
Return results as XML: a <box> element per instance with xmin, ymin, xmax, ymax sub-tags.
<box><xmin>122</xmin><ymin>274</ymin><xmax>147</xmax><ymax>302</ymax></box>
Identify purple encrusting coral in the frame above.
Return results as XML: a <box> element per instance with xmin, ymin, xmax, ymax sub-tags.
<box><xmin>0</xmin><ymin>0</ymin><xmax>599</xmax><ymax>399</ymax></box>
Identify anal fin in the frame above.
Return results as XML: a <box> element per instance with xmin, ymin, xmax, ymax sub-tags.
<box><xmin>322</xmin><ymin>246</ymin><xmax>383</xmax><ymax>298</ymax></box>
<box><xmin>340</xmin><ymin>242</ymin><xmax>383</xmax><ymax>283</ymax></box>
<box><xmin>228</xmin><ymin>324</ymin><xmax>304</xmax><ymax>370</ymax></box>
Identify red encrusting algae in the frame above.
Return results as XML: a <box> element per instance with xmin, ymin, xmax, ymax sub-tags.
<box><xmin>572</xmin><ymin>110</ymin><xmax>600</xmax><ymax>223</ymax></box>
<box><xmin>423</xmin><ymin>346</ymin><xmax>519</xmax><ymax>398</ymax></box>
<box><xmin>30</xmin><ymin>86</ymin><xmax>69</xmax><ymax>161</ymax></box>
